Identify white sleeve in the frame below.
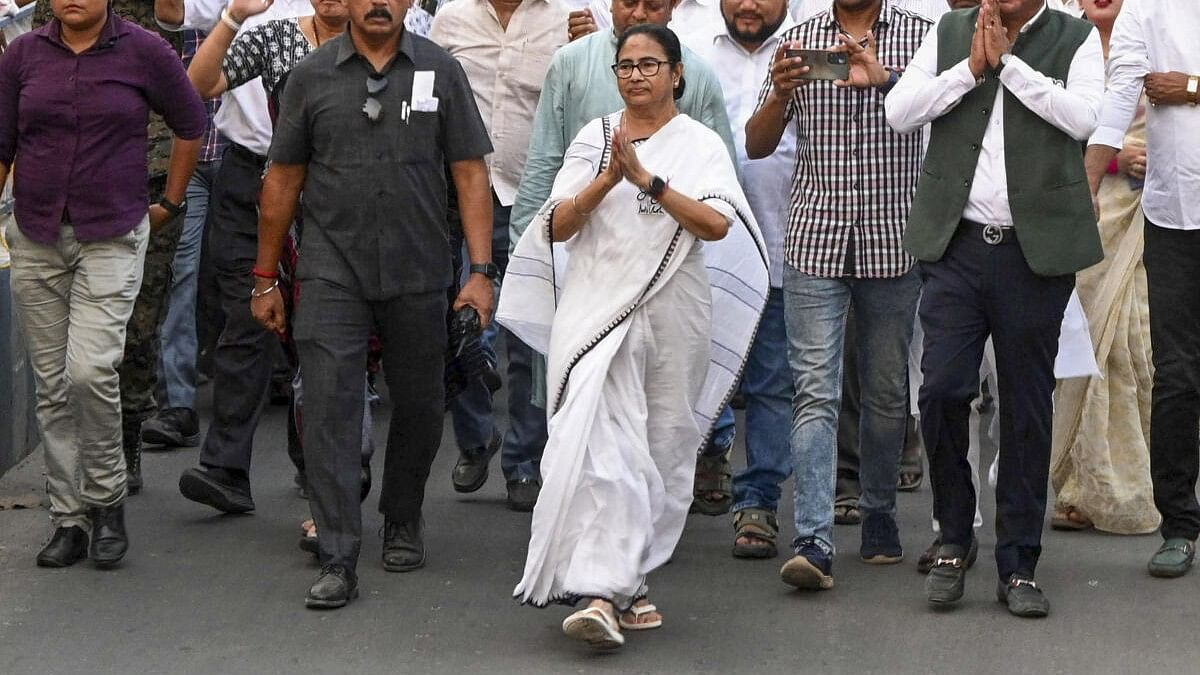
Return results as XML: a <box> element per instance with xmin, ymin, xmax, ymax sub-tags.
<box><xmin>999</xmin><ymin>27</ymin><xmax>1104</xmax><ymax>142</ymax></box>
<box><xmin>885</xmin><ymin>18</ymin><xmax>980</xmax><ymax>134</ymax></box>
<box><xmin>1089</xmin><ymin>1</ymin><xmax>1148</xmax><ymax>150</ymax></box>
<box><xmin>159</xmin><ymin>0</ymin><xmax>225</xmax><ymax>32</ymax></box>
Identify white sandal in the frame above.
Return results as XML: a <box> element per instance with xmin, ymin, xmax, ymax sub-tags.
<box><xmin>562</xmin><ymin>606</ymin><xmax>624</xmax><ymax>649</ymax></box>
<box><xmin>618</xmin><ymin>602</ymin><xmax>663</xmax><ymax>631</ymax></box>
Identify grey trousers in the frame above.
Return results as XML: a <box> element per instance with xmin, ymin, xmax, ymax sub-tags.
<box><xmin>294</xmin><ymin>278</ymin><xmax>447</xmax><ymax>570</ymax></box>
<box><xmin>8</xmin><ymin>220</ymin><xmax>148</xmax><ymax>528</ymax></box>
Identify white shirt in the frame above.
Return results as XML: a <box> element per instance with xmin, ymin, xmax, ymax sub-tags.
<box><xmin>577</xmin><ymin>0</ymin><xmax>724</xmax><ymax>49</ymax></box>
<box><xmin>166</xmin><ymin>0</ymin><xmax>314</xmax><ymax>156</ymax></box>
<box><xmin>791</xmin><ymin>0</ymin><xmax>947</xmax><ymax>23</ymax></box>
<box><xmin>431</xmin><ymin>0</ymin><xmax>568</xmax><ymax>206</ymax></box>
<box><xmin>1090</xmin><ymin>0</ymin><xmax>1200</xmax><ymax>231</ymax></box>
<box><xmin>693</xmin><ymin>16</ymin><xmax>798</xmax><ymax>287</ymax></box>
<box><xmin>885</xmin><ymin>3</ymin><xmax>1104</xmax><ymax>225</ymax></box>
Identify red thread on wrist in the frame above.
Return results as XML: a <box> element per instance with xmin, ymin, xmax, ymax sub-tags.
<box><xmin>1107</xmin><ymin>158</ymin><xmax>1119</xmax><ymax>175</ymax></box>
<box><xmin>252</xmin><ymin>266</ymin><xmax>278</xmax><ymax>279</ymax></box>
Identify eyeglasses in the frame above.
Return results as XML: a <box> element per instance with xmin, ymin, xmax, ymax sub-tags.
<box><xmin>611</xmin><ymin>59</ymin><xmax>673</xmax><ymax>79</ymax></box>
<box><xmin>362</xmin><ymin>75</ymin><xmax>388</xmax><ymax>122</ymax></box>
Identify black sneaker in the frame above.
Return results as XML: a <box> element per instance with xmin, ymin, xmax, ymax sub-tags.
<box><xmin>925</xmin><ymin>542</ymin><xmax>970</xmax><ymax>606</ymax></box>
<box><xmin>178</xmin><ymin>466</ymin><xmax>255</xmax><ymax>513</ymax></box>
<box><xmin>860</xmin><ymin>512</ymin><xmax>903</xmax><ymax>564</ymax></box>
<box><xmin>141</xmin><ymin>407</ymin><xmax>201</xmax><ymax>448</ymax></box>
<box><xmin>780</xmin><ymin>538</ymin><xmax>834</xmax><ymax>590</ymax></box>
<box><xmin>997</xmin><ymin>575</ymin><xmax>1050</xmax><ymax>618</ymax></box>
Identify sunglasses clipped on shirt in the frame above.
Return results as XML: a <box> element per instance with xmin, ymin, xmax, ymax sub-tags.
<box><xmin>611</xmin><ymin>58</ymin><xmax>674</xmax><ymax>79</ymax></box>
<box><xmin>362</xmin><ymin>74</ymin><xmax>388</xmax><ymax>123</ymax></box>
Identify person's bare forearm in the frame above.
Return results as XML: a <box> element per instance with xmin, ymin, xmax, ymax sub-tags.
<box><xmin>188</xmin><ymin>20</ymin><xmax>238</xmax><ymax>97</ymax></box>
<box><xmin>745</xmin><ymin>95</ymin><xmax>789</xmax><ymax>160</ymax></box>
<box><xmin>657</xmin><ymin>188</ymin><xmax>729</xmax><ymax>241</ymax></box>
<box><xmin>551</xmin><ymin>175</ymin><xmax>615</xmax><ymax>242</ymax></box>
<box><xmin>163</xmin><ymin>137</ymin><xmax>201</xmax><ymax>205</ymax></box>
<box><xmin>155</xmin><ymin>0</ymin><xmax>185</xmax><ymax>26</ymax></box>
<box><xmin>255</xmin><ymin>163</ymin><xmax>306</xmax><ymax>274</ymax></box>
<box><xmin>1085</xmin><ymin>144</ymin><xmax>1119</xmax><ymax>195</ymax></box>
<box><xmin>451</xmin><ymin>158</ymin><xmax>493</xmax><ymax>266</ymax></box>
<box><xmin>0</xmin><ymin>163</ymin><xmax>8</xmax><ymax>189</ymax></box>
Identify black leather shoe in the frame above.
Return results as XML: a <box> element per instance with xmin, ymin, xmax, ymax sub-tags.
<box><xmin>997</xmin><ymin>575</ymin><xmax>1050</xmax><ymax>618</ymax></box>
<box><xmin>917</xmin><ymin>535</ymin><xmax>978</xmax><ymax>574</ymax></box>
<box><xmin>179</xmin><ymin>466</ymin><xmax>255</xmax><ymax>513</ymax></box>
<box><xmin>36</xmin><ymin>525</ymin><xmax>89</xmax><ymax>568</ymax></box>
<box><xmin>506</xmin><ymin>478</ymin><xmax>541</xmax><ymax>512</ymax></box>
<box><xmin>451</xmin><ymin>432</ymin><xmax>502</xmax><ymax>493</ymax></box>
<box><xmin>305</xmin><ymin>564</ymin><xmax>358</xmax><ymax>609</ymax></box>
<box><xmin>124</xmin><ymin>438</ymin><xmax>143</xmax><ymax>496</ymax></box>
<box><xmin>89</xmin><ymin>503</ymin><xmax>128</xmax><ymax>569</ymax></box>
<box><xmin>140</xmin><ymin>407</ymin><xmax>201</xmax><ymax>448</ymax></box>
<box><xmin>925</xmin><ymin>543</ymin><xmax>969</xmax><ymax>606</ymax></box>
<box><xmin>382</xmin><ymin>518</ymin><xmax>425</xmax><ymax>572</ymax></box>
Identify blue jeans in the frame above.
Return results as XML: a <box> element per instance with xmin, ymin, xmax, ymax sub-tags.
<box><xmin>449</xmin><ymin>204</ymin><xmax>548</xmax><ymax>481</ymax></box>
<box><xmin>783</xmin><ymin>265</ymin><xmax>919</xmax><ymax>553</ymax></box>
<box><xmin>732</xmin><ymin>288</ymin><xmax>793</xmax><ymax>512</ymax></box>
<box><xmin>159</xmin><ymin>160</ymin><xmax>219</xmax><ymax>409</ymax></box>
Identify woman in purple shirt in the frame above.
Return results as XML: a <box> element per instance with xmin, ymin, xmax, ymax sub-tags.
<box><xmin>0</xmin><ymin>0</ymin><xmax>206</xmax><ymax>570</ymax></box>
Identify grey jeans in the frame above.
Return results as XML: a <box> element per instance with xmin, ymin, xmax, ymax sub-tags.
<box><xmin>8</xmin><ymin>219</ymin><xmax>148</xmax><ymax>528</ymax></box>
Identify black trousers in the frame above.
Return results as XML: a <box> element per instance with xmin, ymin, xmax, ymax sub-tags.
<box><xmin>295</xmin><ymin>278</ymin><xmax>447</xmax><ymax>570</ymax></box>
<box><xmin>197</xmin><ymin>145</ymin><xmax>277</xmax><ymax>473</ymax></box>
<box><xmin>1144</xmin><ymin>220</ymin><xmax>1200</xmax><ymax>541</ymax></box>
<box><xmin>918</xmin><ymin>222</ymin><xmax>1073</xmax><ymax>581</ymax></box>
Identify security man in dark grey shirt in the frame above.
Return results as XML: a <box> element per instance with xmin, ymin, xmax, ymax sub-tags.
<box><xmin>249</xmin><ymin>0</ymin><xmax>494</xmax><ymax>609</ymax></box>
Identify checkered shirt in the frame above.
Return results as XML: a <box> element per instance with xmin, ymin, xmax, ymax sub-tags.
<box><xmin>755</xmin><ymin>2</ymin><xmax>931</xmax><ymax>278</ymax></box>
<box><xmin>182</xmin><ymin>29</ymin><xmax>228</xmax><ymax>164</ymax></box>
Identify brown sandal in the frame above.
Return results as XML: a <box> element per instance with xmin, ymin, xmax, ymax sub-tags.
<box><xmin>691</xmin><ymin>451</ymin><xmax>733</xmax><ymax>516</ymax></box>
<box><xmin>732</xmin><ymin>508</ymin><xmax>779</xmax><ymax>559</ymax></box>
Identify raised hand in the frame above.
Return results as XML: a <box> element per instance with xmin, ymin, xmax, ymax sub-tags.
<box><xmin>227</xmin><ymin>0</ymin><xmax>275</xmax><ymax>23</ymax></box>
<box><xmin>980</xmin><ymin>0</ymin><xmax>1011</xmax><ymax>70</ymax></box>
<box><xmin>567</xmin><ymin>9</ymin><xmax>598</xmax><ymax>42</ymax></box>
<box><xmin>969</xmin><ymin>6</ymin><xmax>988</xmax><ymax>80</ymax></box>
<box><xmin>770</xmin><ymin>41</ymin><xmax>811</xmax><ymax>102</ymax></box>
<box><xmin>833</xmin><ymin>32</ymin><xmax>889</xmax><ymax>89</ymax></box>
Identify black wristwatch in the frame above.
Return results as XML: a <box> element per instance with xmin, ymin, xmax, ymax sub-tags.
<box><xmin>645</xmin><ymin>175</ymin><xmax>668</xmax><ymax>199</ymax></box>
<box><xmin>469</xmin><ymin>262</ymin><xmax>500</xmax><ymax>281</ymax></box>
<box><xmin>157</xmin><ymin>196</ymin><xmax>187</xmax><ymax>219</ymax></box>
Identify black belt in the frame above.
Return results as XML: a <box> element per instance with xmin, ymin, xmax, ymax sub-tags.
<box><xmin>227</xmin><ymin>142</ymin><xmax>268</xmax><ymax>167</ymax></box>
<box><xmin>960</xmin><ymin>218</ymin><xmax>1017</xmax><ymax>246</ymax></box>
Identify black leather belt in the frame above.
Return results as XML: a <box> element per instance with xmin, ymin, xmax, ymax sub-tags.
<box><xmin>960</xmin><ymin>218</ymin><xmax>1016</xmax><ymax>245</ymax></box>
<box><xmin>227</xmin><ymin>142</ymin><xmax>268</xmax><ymax>167</ymax></box>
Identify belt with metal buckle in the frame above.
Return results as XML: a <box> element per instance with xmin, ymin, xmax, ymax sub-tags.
<box><xmin>961</xmin><ymin>219</ymin><xmax>1015</xmax><ymax>246</ymax></box>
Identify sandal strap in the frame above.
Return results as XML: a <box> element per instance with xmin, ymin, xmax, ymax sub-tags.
<box><xmin>734</xmin><ymin>509</ymin><xmax>778</xmax><ymax>541</ymax></box>
<box><xmin>627</xmin><ymin>603</ymin><xmax>658</xmax><ymax>617</ymax></box>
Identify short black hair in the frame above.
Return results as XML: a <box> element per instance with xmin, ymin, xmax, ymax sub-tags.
<box><xmin>615</xmin><ymin>24</ymin><xmax>686</xmax><ymax>100</ymax></box>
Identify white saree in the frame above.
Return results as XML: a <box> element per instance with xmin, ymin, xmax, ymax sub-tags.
<box><xmin>498</xmin><ymin>112</ymin><xmax>769</xmax><ymax>610</ymax></box>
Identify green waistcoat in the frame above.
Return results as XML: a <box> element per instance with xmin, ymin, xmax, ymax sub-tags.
<box><xmin>903</xmin><ymin>7</ymin><xmax>1103</xmax><ymax>277</ymax></box>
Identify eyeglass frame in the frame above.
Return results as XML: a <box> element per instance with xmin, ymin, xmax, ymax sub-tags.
<box><xmin>610</xmin><ymin>58</ymin><xmax>675</xmax><ymax>79</ymax></box>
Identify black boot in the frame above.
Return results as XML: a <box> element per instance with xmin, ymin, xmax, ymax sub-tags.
<box><xmin>382</xmin><ymin>518</ymin><xmax>425</xmax><ymax>572</ymax></box>
<box><xmin>123</xmin><ymin>434</ymin><xmax>142</xmax><ymax>496</ymax></box>
<box><xmin>36</xmin><ymin>525</ymin><xmax>89</xmax><ymax>567</ymax></box>
<box><xmin>89</xmin><ymin>502</ymin><xmax>128</xmax><ymax>569</ymax></box>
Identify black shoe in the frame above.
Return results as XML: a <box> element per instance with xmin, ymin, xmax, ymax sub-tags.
<box><xmin>140</xmin><ymin>407</ymin><xmax>201</xmax><ymax>448</ymax></box>
<box><xmin>860</xmin><ymin>512</ymin><xmax>903</xmax><ymax>564</ymax></box>
<box><xmin>382</xmin><ymin>518</ymin><xmax>425</xmax><ymax>572</ymax></box>
<box><xmin>925</xmin><ymin>543</ymin><xmax>969</xmax><ymax>606</ymax></box>
<box><xmin>123</xmin><ymin>437</ymin><xmax>142</xmax><ymax>496</ymax></box>
<box><xmin>299</xmin><ymin>533</ymin><xmax>319</xmax><ymax>556</ymax></box>
<box><xmin>506</xmin><ymin>478</ymin><xmax>540</xmax><ymax>512</ymax></box>
<box><xmin>178</xmin><ymin>466</ymin><xmax>255</xmax><ymax>514</ymax></box>
<box><xmin>997</xmin><ymin>575</ymin><xmax>1050</xmax><ymax>618</ymax></box>
<box><xmin>360</xmin><ymin>465</ymin><xmax>372</xmax><ymax>503</ymax></box>
<box><xmin>305</xmin><ymin>564</ymin><xmax>358</xmax><ymax>609</ymax></box>
<box><xmin>36</xmin><ymin>525</ymin><xmax>89</xmax><ymax>568</ymax></box>
<box><xmin>917</xmin><ymin>535</ymin><xmax>979</xmax><ymax>574</ymax></box>
<box><xmin>451</xmin><ymin>432</ymin><xmax>502</xmax><ymax>493</ymax></box>
<box><xmin>88</xmin><ymin>503</ymin><xmax>128</xmax><ymax>569</ymax></box>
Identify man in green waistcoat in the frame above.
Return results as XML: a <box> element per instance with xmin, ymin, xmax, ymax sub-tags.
<box><xmin>885</xmin><ymin>0</ymin><xmax>1104</xmax><ymax>617</ymax></box>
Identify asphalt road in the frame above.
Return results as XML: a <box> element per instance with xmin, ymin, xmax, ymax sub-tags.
<box><xmin>1</xmin><ymin>381</ymin><xmax>1198</xmax><ymax>675</ymax></box>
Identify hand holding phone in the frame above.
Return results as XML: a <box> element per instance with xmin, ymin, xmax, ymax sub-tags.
<box><xmin>784</xmin><ymin>48</ymin><xmax>851</xmax><ymax>82</ymax></box>
<box><xmin>770</xmin><ymin>41</ymin><xmax>813</xmax><ymax>99</ymax></box>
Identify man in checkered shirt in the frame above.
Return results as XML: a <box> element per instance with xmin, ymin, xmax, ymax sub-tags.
<box><xmin>745</xmin><ymin>0</ymin><xmax>931</xmax><ymax>591</ymax></box>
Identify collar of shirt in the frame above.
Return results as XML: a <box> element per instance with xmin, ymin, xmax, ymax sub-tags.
<box><xmin>39</xmin><ymin>10</ymin><xmax>129</xmax><ymax>51</ymax></box>
<box><xmin>336</xmin><ymin>25</ymin><xmax>418</xmax><ymax>69</ymax></box>
<box><xmin>711</xmin><ymin>12</ymin><xmax>797</xmax><ymax>55</ymax></box>
<box><xmin>1018</xmin><ymin>2</ymin><xmax>1050</xmax><ymax>35</ymax></box>
<box><xmin>817</xmin><ymin>0</ymin><xmax>896</xmax><ymax>31</ymax></box>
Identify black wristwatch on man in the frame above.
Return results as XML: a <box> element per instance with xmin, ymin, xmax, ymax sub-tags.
<box><xmin>157</xmin><ymin>196</ymin><xmax>187</xmax><ymax>219</ymax></box>
<box><xmin>469</xmin><ymin>262</ymin><xmax>500</xmax><ymax>281</ymax></box>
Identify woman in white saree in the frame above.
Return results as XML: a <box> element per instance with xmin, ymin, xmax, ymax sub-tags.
<box><xmin>496</xmin><ymin>25</ymin><xmax>769</xmax><ymax>650</ymax></box>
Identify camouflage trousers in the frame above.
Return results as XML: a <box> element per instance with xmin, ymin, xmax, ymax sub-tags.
<box><xmin>119</xmin><ymin>202</ymin><xmax>185</xmax><ymax>445</ymax></box>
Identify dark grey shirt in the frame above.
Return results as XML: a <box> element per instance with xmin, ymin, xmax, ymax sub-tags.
<box><xmin>270</xmin><ymin>28</ymin><xmax>492</xmax><ymax>299</ymax></box>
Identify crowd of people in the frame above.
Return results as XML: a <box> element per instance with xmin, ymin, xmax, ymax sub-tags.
<box><xmin>0</xmin><ymin>0</ymin><xmax>1196</xmax><ymax>650</ymax></box>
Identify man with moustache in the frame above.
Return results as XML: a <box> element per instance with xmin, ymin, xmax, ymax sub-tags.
<box><xmin>887</xmin><ymin>0</ymin><xmax>1104</xmax><ymax>616</ymax></box>
<box><xmin>431</xmin><ymin>0</ymin><xmax>568</xmax><ymax>512</ymax></box>
<box><xmin>745</xmin><ymin>0</ymin><xmax>931</xmax><ymax>590</ymax></box>
<box><xmin>692</xmin><ymin>0</ymin><xmax>797</xmax><ymax>557</ymax></box>
<box><xmin>250</xmin><ymin>0</ymin><xmax>494</xmax><ymax>608</ymax></box>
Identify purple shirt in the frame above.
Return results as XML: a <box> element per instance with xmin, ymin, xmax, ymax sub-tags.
<box><xmin>0</xmin><ymin>12</ymin><xmax>207</xmax><ymax>244</ymax></box>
